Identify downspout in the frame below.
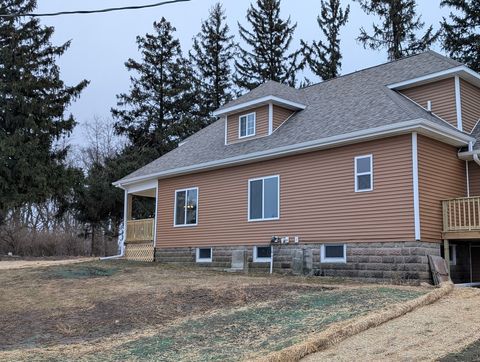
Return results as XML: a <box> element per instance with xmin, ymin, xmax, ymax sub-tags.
<box><xmin>100</xmin><ymin>187</ymin><xmax>128</xmax><ymax>260</ymax></box>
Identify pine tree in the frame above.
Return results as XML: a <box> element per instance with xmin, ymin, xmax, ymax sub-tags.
<box><xmin>355</xmin><ymin>0</ymin><xmax>439</xmax><ymax>60</ymax></box>
<box><xmin>235</xmin><ymin>0</ymin><xmax>300</xmax><ymax>90</ymax></box>
<box><xmin>112</xmin><ymin>17</ymin><xmax>199</xmax><ymax>167</ymax></box>
<box><xmin>441</xmin><ymin>0</ymin><xmax>480</xmax><ymax>72</ymax></box>
<box><xmin>0</xmin><ymin>0</ymin><xmax>88</xmax><ymax>224</ymax></box>
<box><xmin>190</xmin><ymin>3</ymin><xmax>236</xmax><ymax>117</ymax></box>
<box><xmin>301</xmin><ymin>0</ymin><xmax>350</xmax><ymax>81</ymax></box>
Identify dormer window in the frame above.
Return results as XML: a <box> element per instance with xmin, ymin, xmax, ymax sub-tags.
<box><xmin>239</xmin><ymin>113</ymin><xmax>256</xmax><ymax>138</ymax></box>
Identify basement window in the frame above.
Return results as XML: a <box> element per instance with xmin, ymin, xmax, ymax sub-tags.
<box><xmin>174</xmin><ymin>187</ymin><xmax>198</xmax><ymax>227</ymax></box>
<box><xmin>239</xmin><ymin>112</ymin><xmax>256</xmax><ymax>138</ymax></box>
<box><xmin>253</xmin><ymin>246</ymin><xmax>272</xmax><ymax>262</ymax></box>
<box><xmin>355</xmin><ymin>155</ymin><xmax>373</xmax><ymax>192</ymax></box>
<box><xmin>196</xmin><ymin>248</ymin><xmax>212</xmax><ymax>263</ymax></box>
<box><xmin>321</xmin><ymin>244</ymin><xmax>347</xmax><ymax>263</ymax></box>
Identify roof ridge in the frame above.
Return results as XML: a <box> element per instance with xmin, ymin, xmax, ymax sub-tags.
<box><xmin>300</xmin><ymin>50</ymin><xmax>455</xmax><ymax>91</ymax></box>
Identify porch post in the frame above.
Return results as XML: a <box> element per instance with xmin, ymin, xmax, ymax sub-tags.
<box><xmin>444</xmin><ymin>239</ymin><xmax>450</xmax><ymax>276</ymax></box>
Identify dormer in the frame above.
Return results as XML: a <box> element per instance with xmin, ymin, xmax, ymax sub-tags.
<box><xmin>213</xmin><ymin>81</ymin><xmax>306</xmax><ymax>145</ymax></box>
<box><xmin>388</xmin><ymin>66</ymin><xmax>480</xmax><ymax>133</ymax></box>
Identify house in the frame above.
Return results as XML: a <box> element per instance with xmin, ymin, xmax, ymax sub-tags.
<box><xmin>114</xmin><ymin>51</ymin><xmax>480</xmax><ymax>284</ymax></box>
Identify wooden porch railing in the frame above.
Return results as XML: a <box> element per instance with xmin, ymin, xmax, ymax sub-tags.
<box><xmin>126</xmin><ymin>218</ymin><xmax>154</xmax><ymax>243</ymax></box>
<box><xmin>442</xmin><ymin>196</ymin><xmax>480</xmax><ymax>232</ymax></box>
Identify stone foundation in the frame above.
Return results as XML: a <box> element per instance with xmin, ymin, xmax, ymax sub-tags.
<box><xmin>154</xmin><ymin>241</ymin><xmax>441</xmax><ymax>283</ymax></box>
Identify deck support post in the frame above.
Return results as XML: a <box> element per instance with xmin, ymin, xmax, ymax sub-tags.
<box><xmin>444</xmin><ymin>239</ymin><xmax>450</xmax><ymax>276</ymax></box>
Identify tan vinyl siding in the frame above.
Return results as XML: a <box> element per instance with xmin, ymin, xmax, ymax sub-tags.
<box><xmin>226</xmin><ymin>105</ymin><xmax>269</xmax><ymax>144</ymax></box>
<box><xmin>460</xmin><ymin>79</ymin><xmax>480</xmax><ymax>133</ymax></box>
<box><xmin>400</xmin><ymin>78</ymin><xmax>457</xmax><ymax>128</ymax></box>
<box><xmin>156</xmin><ymin>135</ymin><xmax>415</xmax><ymax>248</ymax></box>
<box><xmin>468</xmin><ymin>161</ymin><xmax>480</xmax><ymax>197</ymax></box>
<box><xmin>418</xmin><ymin>135</ymin><xmax>466</xmax><ymax>242</ymax></box>
<box><xmin>272</xmin><ymin>105</ymin><xmax>295</xmax><ymax>131</ymax></box>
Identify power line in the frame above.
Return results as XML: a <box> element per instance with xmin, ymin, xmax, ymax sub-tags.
<box><xmin>0</xmin><ymin>0</ymin><xmax>191</xmax><ymax>18</ymax></box>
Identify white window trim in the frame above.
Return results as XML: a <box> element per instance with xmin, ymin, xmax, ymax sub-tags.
<box><xmin>247</xmin><ymin>175</ymin><xmax>280</xmax><ymax>222</ymax></box>
<box><xmin>239</xmin><ymin>112</ymin><xmax>256</xmax><ymax>138</ymax></box>
<box><xmin>253</xmin><ymin>246</ymin><xmax>272</xmax><ymax>263</ymax></box>
<box><xmin>173</xmin><ymin>187</ymin><xmax>199</xmax><ymax>227</ymax></box>
<box><xmin>449</xmin><ymin>244</ymin><xmax>457</xmax><ymax>266</ymax></box>
<box><xmin>196</xmin><ymin>247</ymin><xmax>212</xmax><ymax>263</ymax></box>
<box><xmin>321</xmin><ymin>244</ymin><xmax>347</xmax><ymax>263</ymax></box>
<box><xmin>354</xmin><ymin>154</ymin><xmax>373</xmax><ymax>192</ymax></box>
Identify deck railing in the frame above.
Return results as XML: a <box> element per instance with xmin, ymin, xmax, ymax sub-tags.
<box><xmin>442</xmin><ymin>196</ymin><xmax>480</xmax><ymax>232</ymax></box>
<box><xmin>126</xmin><ymin>218</ymin><xmax>155</xmax><ymax>243</ymax></box>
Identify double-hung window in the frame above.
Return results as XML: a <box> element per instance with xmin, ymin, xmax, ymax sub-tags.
<box><xmin>174</xmin><ymin>187</ymin><xmax>198</xmax><ymax>226</ymax></box>
<box><xmin>355</xmin><ymin>155</ymin><xmax>373</xmax><ymax>192</ymax></box>
<box><xmin>239</xmin><ymin>113</ymin><xmax>256</xmax><ymax>138</ymax></box>
<box><xmin>248</xmin><ymin>175</ymin><xmax>279</xmax><ymax>221</ymax></box>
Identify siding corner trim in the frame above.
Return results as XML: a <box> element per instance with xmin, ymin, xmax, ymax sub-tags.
<box><xmin>412</xmin><ymin>132</ymin><xmax>421</xmax><ymax>240</ymax></box>
<box><xmin>455</xmin><ymin>75</ymin><xmax>463</xmax><ymax>131</ymax></box>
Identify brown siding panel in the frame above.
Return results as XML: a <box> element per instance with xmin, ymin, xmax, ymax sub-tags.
<box><xmin>468</xmin><ymin>162</ymin><xmax>480</xmax><ymax>197</ymax></box>
<box><xmin>156</xmin><ymin>135</ymin><xmax>415</xmax><ymax>248</ymax></box>
<box><xmin>400</xmin><ymin>78</ymin><xmax>457</xmax><ymax>128</ymax></box>
<box><xmin>226</xmin><ymin>105</ymin><xmax>269</xmax><ymax>144</ymax></box>
<box><xmin>418</xmin><ymin>135</ymin><xmax>466</xmax><ymax>242</ymax></box>
<box><xmin>461</xmin><ymin>79</ymin><xmax>480</xmax><ymax>133</ymax></box>
<box><xmin>272</xmin><ymin>105</ymin><xmax>295</xmax><ymax>131</ymax></box>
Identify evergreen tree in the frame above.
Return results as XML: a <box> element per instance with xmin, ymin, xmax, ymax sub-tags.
<box><xmin>0</xmin><ymin>0</ymin><xmax>88</xmax><ymax>224</ymax></box>
<box><xmin>235</xmin><ymin>0</ymin><xmax>300</xmax><ymax>90</ymax></box>
<box><xmin>301</xmin><ymin>0</ymin><xmax>350</xmax><ymax>81</ymax></box>
<box><xmin>190</xmin><ymin>3</ymin><xmax>236</xmax><ymax>117</ymax></box>
<box><xmin>441</xmin><ymin>0</ymin><xmax>480</xmax><ymax>72</ymax></box>
<box><xmin>112</xmin><ymin>17</ymin><xmax>199</xmax><ymax>168</ymax></box>
<box><xmin>355</xmin><ymin>0</ymin><xmax>439</xmax><ymax>60</ymax></box>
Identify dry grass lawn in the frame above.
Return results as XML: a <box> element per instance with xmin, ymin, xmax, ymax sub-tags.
<box><xmin>0</xmin><ymin>260</ymin><xmax>428</xmax><ymax>361</ymax></box>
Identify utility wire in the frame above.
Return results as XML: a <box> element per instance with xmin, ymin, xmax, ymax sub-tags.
<box><xmin>0</xmin><ymin>0</ymin><xmax>191</xmax><ymax>18</ymax></box>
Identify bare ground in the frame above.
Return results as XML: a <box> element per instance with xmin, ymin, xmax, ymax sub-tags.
<box><xmin>0</xmin><ymin>260</ymin><xmax>426</xmax><ymax>361</ymax></box>
<box><xmin>0</xmin><ymin>257</ymin><xmax>96</xmax><ymax>270</ymax></box>
<box><xmin>303</xmin><ymin>287</ymin><xmax>480</xmax><ymax>362</ymax></box>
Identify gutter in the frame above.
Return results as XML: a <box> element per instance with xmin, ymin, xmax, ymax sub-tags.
<box><xmin>114</xmin><ymin>118</ymin><xmax>475</xmax><ymax>188</ymax></box>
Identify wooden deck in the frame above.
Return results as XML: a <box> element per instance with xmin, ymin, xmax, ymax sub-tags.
<box><xmin>442</xmin><ymin>196</ymin><xmax>480</xmax><ymax>239</ymax></box>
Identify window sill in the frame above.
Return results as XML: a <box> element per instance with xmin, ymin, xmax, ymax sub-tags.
<box><xmin>320</xmin><ymin>258</ymin><xmax>347</xmax><ymax>264</ymax></box>
<box><xmin>248</xmin><ymin>217</ymin><xmax>280</xmax><ymax>222</ymax></box>
<box><xmin>173</xmin><ymin>223</ymin><xmax>198</xmax><ymax>228</ymax></box>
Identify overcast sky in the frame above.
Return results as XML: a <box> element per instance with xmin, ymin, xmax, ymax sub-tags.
<box><xmin>34</xmin><ymin>0</ymin><xmax>451</xmax><ymax>145</ymax></box>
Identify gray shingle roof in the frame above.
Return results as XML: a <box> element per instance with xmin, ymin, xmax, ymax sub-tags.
<box><xmin>117</xmin><ymin>51</ymin><xmax>466</xmax><ymax>184</ymax></box>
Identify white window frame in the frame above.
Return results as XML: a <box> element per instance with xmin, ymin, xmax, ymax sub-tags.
<box><xmin>354</xmin><ymin>155</ymin><xmax>373</xmax><ymax>192</ymax></box>
<box><xmin>253</xmin><ymin>246</ymin><xmax>272</xmax><ymax>263</ymax></box>
<box><xmin>321</xmin><ymin>244</ymin><xmax>347</xmax><ymax>263</ymax></box>
<box><xmin>449</xmin><ymin>244</ymin><xmax>457</xmax><ymax>266</ymax></box>
<box><xmin>196</xmin><ymin>247</ymin><xmax>212</xmax><ymax>263</ymax></box>
<box><xmin>239</xmin><ymin>112</ymin><xmax>256</xmax><ymax>138</ymax></box>
<box><xmin>247</xmin><ymin>175</ymin><xmax>280</xmax><ymax>222</ymax></box>
<box><xmin>173</xmin><ymin>187</ymin><xmax>199</xmax><ymax>227</ymax></box>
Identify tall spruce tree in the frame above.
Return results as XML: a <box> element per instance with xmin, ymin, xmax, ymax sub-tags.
<box><xmin>190</xmin><ymin>3</ymin><xmax>235</xmax><ymax>117</ymax></box>
<box><xmin>301</xmin><ymin>0</ymin><xmax>350</xmax><ymax>81</ymax></box>
<box><xmin>112</xmin><ymin>17</ymin><xmax>199</xmax><ymax>167</ymax></box>
<box><xmin>441</xmin><ymin>0</ymin><xmax>480</xmax><ymax>72</ymax></box>
<box><xmin>0</xmin><ymin>0</ymin><xmax>88</xmax><ymax>224</ymax></box>
<box><xmin>355</xmin><ymin>0</ymin><xmax>439</xmax><ymax>60</ymax></box>
<box><xmin>235</xmin><ymin>0</ymin><xmax>300</xmax><ymax>90</ymax></box>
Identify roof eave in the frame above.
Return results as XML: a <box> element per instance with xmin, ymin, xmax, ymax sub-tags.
<box><xmin>212</xmin><ymin>95</ymin><xmax>306</xmax><ymax>117</ymax></box>
<box><xmin>113</xmin><ymin>119</ymin><xmax>474</xmax><ymax>188</ymax></box>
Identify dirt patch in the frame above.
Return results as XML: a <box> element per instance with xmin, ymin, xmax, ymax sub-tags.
<box><xmin>302</xmin><ymin>287</ymin><xmax>480</xmax><ymax>362</ymax></box>
<box><xmin>0</xmin><ymin>257</ymin><xmax>96</xmax><ymax>270</ymax></box>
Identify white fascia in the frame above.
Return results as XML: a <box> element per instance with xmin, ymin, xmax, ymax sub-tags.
<box><xmin>387</xmin><ymin>66</ymin><xmax>480</xmax><ymax>90</ymax></box>
<box><xmin>212</xmin><ymin>95</ymin><xmax>306</xmax><ymax>117</ymax></box>
<box><xmin>114</xmin><ymin>118</ymin><xmax>475</xmax><ymax>187</ymax></box>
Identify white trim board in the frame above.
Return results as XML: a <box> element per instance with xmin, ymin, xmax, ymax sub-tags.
<box><xmin>114</xmin><ymin>118</ymin><xmax>474</xmax><ymax>187</ymax></box>
<box><xmin>455</xmin><ymin>75</ymin><xmax>463</xmax><ymax>131</ymax></box>
<box><xmin>412</xmin><ymin>132</ymin><xmax>421</xmax><ymax>241</ymax></box>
